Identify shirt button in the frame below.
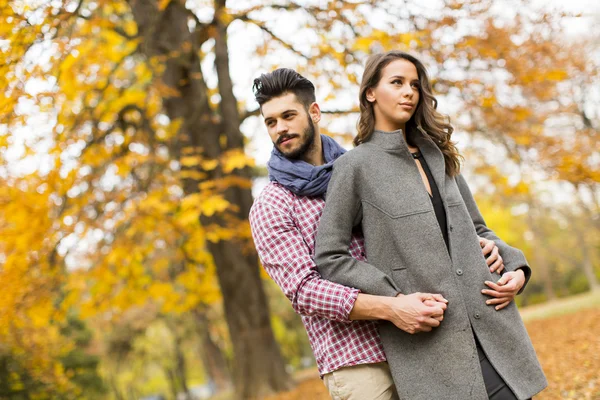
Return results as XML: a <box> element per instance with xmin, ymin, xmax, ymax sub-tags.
<box><xmin>456</xmin><ymin>269</ymin><xmax>463</xmax><ymax>276</ymax></box>
<box><xmin>474</xmin><ymin>313</ymin><xmax>481</xmax><ymax>319</ymax></box>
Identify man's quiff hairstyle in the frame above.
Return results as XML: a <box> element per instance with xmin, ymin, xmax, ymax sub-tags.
<box><xmin>253</xmin><ymin>68</ymin><xmax>316</xmax><ymax>110</ymax></box>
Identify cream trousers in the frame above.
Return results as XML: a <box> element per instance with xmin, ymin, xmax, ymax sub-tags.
<box><xmin>322</xmin><ymin>362</ymin><xmax>399</xmax><ymax>400</ymax></box>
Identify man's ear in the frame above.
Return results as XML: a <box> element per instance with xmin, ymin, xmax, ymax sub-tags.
<box><xmin>308</xmin><ymin>102</ymin><xmax>321</xmax><ymax>124</ymax></box>
<box><xmin>366</xmin><ymin>88</ymin><xmax>376</xmax><ymax>103</ymax></box>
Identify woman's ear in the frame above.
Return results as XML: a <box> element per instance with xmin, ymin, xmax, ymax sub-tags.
<box><xmin>309</xmin><ymin>102</ymin><xmax>321</xmax><ymax>124</ymax></box>
<box><xmin>366</xmin><ymin>88</ymin><xmax>376</xmax><ymax>103</ymax></box>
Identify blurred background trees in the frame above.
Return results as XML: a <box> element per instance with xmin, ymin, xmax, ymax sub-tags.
<box><xmin>0</xmin><ymin>0</ymin><xmax>598</xmax><ymax>398</ymax></box>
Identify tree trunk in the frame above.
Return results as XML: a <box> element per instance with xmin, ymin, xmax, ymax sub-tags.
<box><xmin>165</xmin><ymin>367</ymin><xmax>179</xmax><ymax>400</ymax></box>
<box><xmin>173</xmin><ymin>327</ymin><xmax>190</xmax><ymax>398</ymax></box>
<box><xmin>128</xmin><ymin>0</ymin><xmax>291</xmax><ymax>397</ymax></box>
<box><xmin>573</xmin><ymin>186</ymin><xmax>600</xmax><ymax>292</ymax></box>
<box><xmin>526</xmin><ymin>202</ymin><xmax>556</xmax><ymax>301</ymax></box>
<box><xmin>574</xmin><ymin>226</ymin><xmax>600</xmax><ymax>292</ymax></box>
<box><xmin>108</xmin><ymin>369</ymin><xmax>125</xmax><ymax>400</ymax></box>
<box><xmin>194</xmin><ymin>310</ymin><xmax>232</xmax><ymax>393</ymax></box>
<box><xmin>533</xmin><ymin>236</ymin><xmax>556</xmax><ymax>301</ymax></box>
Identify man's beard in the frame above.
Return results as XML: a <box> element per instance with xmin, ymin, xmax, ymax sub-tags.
<box><xmin>275</xmin><ymin>116</ymin><xmax>316</xmax><ymax>160</ymax></box>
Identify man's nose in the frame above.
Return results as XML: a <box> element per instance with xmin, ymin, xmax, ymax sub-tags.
<box><xmin>276</xmin><ymin>120</ymin><xmax>289</xmax><ymax>134</ymax></box>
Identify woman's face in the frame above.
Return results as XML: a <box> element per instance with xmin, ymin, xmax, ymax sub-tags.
<box><xmin>366</xmin><ymin>58</ymin><xmax>420</xmax><ymax>132</ymax></box>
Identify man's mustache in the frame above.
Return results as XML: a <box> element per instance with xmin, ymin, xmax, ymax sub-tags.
<box><xmin>276</xmin><ymin>134</ymin><xmax>299</xmax><ymax>145</ymax></box>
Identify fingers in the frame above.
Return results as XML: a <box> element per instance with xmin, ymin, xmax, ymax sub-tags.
<box><xmin>417</xmin><ymin>293</ymin><xmax>448</xmax><ymax>309</ymax></box>
<box><xmin>480</xmin><ymin>239</ymin><xmax>495</xmax><ymax>256</ymax></box>
<box><xmin>416</xmin><ymin>292</ymin><xmax>448</xmax><ymax>303</ymax></box>
<box><xmin>431</xmin><ymin>293</ymin><xmax>449</xmax><ymax>304</ymax></box>
<box><xmin>485</xmin><ymin>297</ymin><xmax>512</xmax><ymax>305</ymax></box>
<box><xmin>423</xmin><ymin>299</ymin><xmax>439</xmax><ymax>308</ymax></box>
<box><xmin>489</xmin><ymin>256</ymin><xmax>504</xmax><ymax>273</ymax></box>
<box><xmin>486</xmin><ymin>246</ymin><xmax>499</xmax><ymax>266</ymax></box>
<box><xmin>481</xmin><ymin>288</ymin><xmax>503</xmax><ymax>298</ymax></box>
<box><xmin>497</xmin><ymin>263</ymin><xmax>505</xmax><ymax>274</ymax></box>
<box><xmin>482</xmin><ymin>287</ymin><xmax>517</xmax><ymax>298</ymax></box>
<box><xmin>484</xmin><ymin>280</ymin><xmax>514</xmax><ymax>292</ymax></box>
<box><xmin>496</xmin><ymin>273</ymin><xmax>511</xmax><ymax>286</ymax></box>
<box><xmin>420</xmin><ymin>303</ymin><xmax>445</xmax><ymax>325</ymax></box>
<box><xmin>494</xmin><ymin>300</ymin><xmax>511</xmax><ymax>310</ymax></box>
<box><xmin>422</xmin><ymin>304</ymin><xmax>444</xmax><ymax>321</ymax></box>
<box><xmin>414</xmin><ymin>316</ymin><xmax>441</xmax><ymax>332</ymax></box>
<box><xmin>420</xmin><ymin>302</ymin><xmax>445</xmax><ymax>317</ymax></box>
<box><xmin>489</xmin><ymin>258</ymin><xmax>503</xmax><ymax>273</ymax></box>
<box><xmin>423</xmin><ymin>317</ymin><xmax>441</xmax><ymax>328</ymax></box>
<box><xmin>399</xmin><ymin>314</ymin><xmax>442</xmax><ymax>334</ymax></box>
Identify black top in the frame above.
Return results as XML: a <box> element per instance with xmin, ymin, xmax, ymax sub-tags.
<box><xmin>411</xmin><ymin>151</ymin><xmax>449</xmax><ymax>251</ymax></box>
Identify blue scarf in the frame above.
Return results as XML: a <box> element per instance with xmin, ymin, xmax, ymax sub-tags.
<box><xmin>267</xmin><ymin>135</ymin><xmax>346</xmax><ymax>197</ymax></box>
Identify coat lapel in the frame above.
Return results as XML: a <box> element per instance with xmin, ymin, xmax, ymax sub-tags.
<box><xmin>414</xmin><ymin>134</ymin><xmax>446</xmax><ymax>199</ymax></box>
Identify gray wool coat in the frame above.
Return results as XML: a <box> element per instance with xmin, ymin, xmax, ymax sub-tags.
<box><xmin>314</xmin><ymin>129</ymin><xmax>547</xmax><ymax>400</ymax></box>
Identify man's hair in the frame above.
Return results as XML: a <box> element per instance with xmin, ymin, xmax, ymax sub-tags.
<box><xmin>253</xmin><ymin>68</ymin><xmax>316</xmax><ymax>110</ymax></box>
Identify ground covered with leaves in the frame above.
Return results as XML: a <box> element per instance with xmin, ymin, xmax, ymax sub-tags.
<box><xmin>266</xmin><ymin>307</ymin><xmax>600</xmax><ymax>400</ymax></box>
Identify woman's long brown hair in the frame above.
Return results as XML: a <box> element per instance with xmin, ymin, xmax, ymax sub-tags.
<box><xmin>355</xmin><ymin>51</ymin><xmax>462</xmax><ymax>176</ymax></box>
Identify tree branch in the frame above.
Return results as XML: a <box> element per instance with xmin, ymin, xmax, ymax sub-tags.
<box><xmin>237</xmin><ymin>17</ymin><xmax>310</xmax><ymax>59</ymax></box>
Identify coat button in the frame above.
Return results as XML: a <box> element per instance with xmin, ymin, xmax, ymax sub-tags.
<box><xmin>456</xmin><ymin>269</ymin><xmax>463</xmax><ymax>276</ymax></box>
<box><xmin>449</xmin><ymin>225</ymin><xmax>454</xmax><ymax>232</ymax></box>
<box><xmin>474</xmin><ymin>313</ymin><xmax>481</xmax><ymax>319</ymax></box>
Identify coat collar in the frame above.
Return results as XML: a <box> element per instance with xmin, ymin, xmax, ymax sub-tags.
<box><xmin>366</xmin><ymin>128</ymin><xmax>447</xmax><ymax>198</ymax></box>
<box><xmin>368</xmin><ymin>129</ymin><xmax>408</xmax><ymax>151</ymax></box>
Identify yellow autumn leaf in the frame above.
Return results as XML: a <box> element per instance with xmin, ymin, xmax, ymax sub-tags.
<box><xmin>221</xmin><ymin>150</ymin><xmax>255</xmax><ymax>173</ymax></box>
<box><xmin>200</xmin><ymin>195</ymin><xmax>229</xmax><ymax>216</ymax></box>
<box><xmin>180</xmin><ymin>155</ymin><xmax>202</xmax><ymax>167</ymax></box>
<box><xmin>201</xmin><ymin>159</ymin><xmax>219</xmax><ymax>170</ymax></box>
<box><xmin>545</xmin><ymin>69</ymin><xmax>568</xmax><ymax>81</ymax></box>
<box><xmin>177</xmin><ymin>208</ymin><xmax>201</xmax><ymax>227</ymax></box>
<box><xmin>158</xmin><ymin>0</ymin><xmax>171</xmax><ymax>10</ymax></box>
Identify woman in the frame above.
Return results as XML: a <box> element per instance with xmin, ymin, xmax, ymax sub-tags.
<box><xmin>314</xmin><ymin>51</ymin><xmax>547</xmax><ymax>400</ymax></box>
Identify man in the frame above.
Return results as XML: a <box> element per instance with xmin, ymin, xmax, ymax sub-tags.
<box><xmin>248</xmin><ymin>68</ymin><xmax>505</xmax><ymax>399</ymax></box>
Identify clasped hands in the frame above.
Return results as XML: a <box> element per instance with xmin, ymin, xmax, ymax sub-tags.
<box><xmin>388</xmin><ymin>238</ymin><xmax>525</xmax><ymax>334</ymax></box>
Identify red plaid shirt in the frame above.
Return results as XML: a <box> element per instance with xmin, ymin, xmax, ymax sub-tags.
<box><xmin>249</xmin><ymin>182</ymin><xmax>386</xmax><ymax>375</ymax></box>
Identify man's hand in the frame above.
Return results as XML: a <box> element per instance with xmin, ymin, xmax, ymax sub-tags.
<box><xmin>478</xmin><ymin>237</ymin><xmax>504</xmax><ymax>274</ymax></box>
<box><xmin>385</xmin><ymin>292</ymin><xmax>448</xmax><ymax>334</ymax></box>
<box><xmin>481</xmin><ymin>269</ymin><xmax>525</xmax><ymax>310</ymax></box>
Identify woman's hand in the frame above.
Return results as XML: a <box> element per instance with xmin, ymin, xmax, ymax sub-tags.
<box><xmin>481</xmin><ymin>269</ymin><xmax>526</xmax><ymax>310</ymax></box>
<box><xmin>478</xmin><ymin>237</ymin><xmax>504</xmax><ymax>274</ymax></box>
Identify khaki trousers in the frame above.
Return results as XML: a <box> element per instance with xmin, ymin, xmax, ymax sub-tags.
<box><xmin>322</xmin><ymin>362</ymin><xmax>399</xmax><ymax>400</ymax></box>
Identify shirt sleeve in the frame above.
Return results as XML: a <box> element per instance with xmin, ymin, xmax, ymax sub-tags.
<box><xmin>249</xmin><ymin>199</ymin><xmax>359</xmax><ymax>323</ymax></box>
<box><xmin>455</xmin><ymin>174</ymin><xmax>531</xmax><ymax>293</ymax></box>
<box><xmin>314</xmin><ymin>156</ymin><xmax>401</xmax><ymax>297</ymax></box>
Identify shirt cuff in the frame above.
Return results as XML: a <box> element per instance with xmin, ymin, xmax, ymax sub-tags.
<box><xmin>341</xmin><ymin>287</ymin><xmax>360</xmax><ymax>322</ymax></box>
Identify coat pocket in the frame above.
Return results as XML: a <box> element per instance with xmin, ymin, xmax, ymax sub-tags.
<box><xmin>363</xmin><ymin>199</ymin><xmax>430</xmax><ymax>219</ymax></box>
<box><xmin>391</xmin><ymin>266</ymin><xmax>413</xmax><ymax>294</ymax></box>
